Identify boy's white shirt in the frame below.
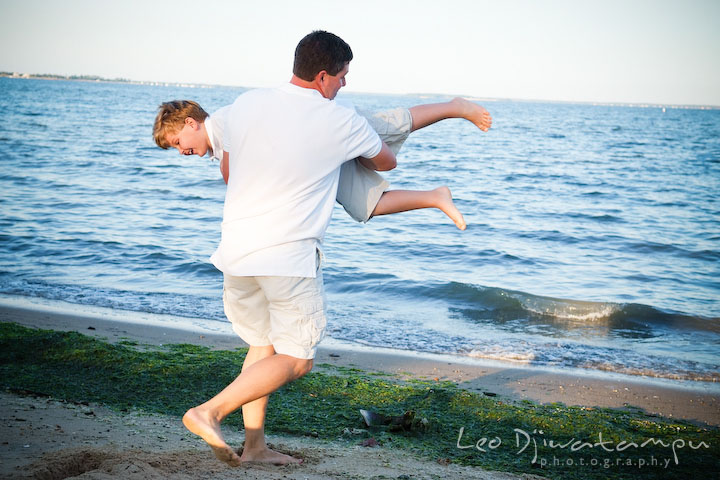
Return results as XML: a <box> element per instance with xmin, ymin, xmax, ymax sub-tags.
<box><xmin>209</xmin><ymin>83</ymin><xmax>382</xmax><ymax>278</ymax></box>
<box><xmin>205</xmin><ymin>105</ymin><xmax>230</xmax><ymax>161</ymax></box>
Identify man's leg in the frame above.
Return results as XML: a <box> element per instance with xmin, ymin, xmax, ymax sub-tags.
<box><xmin>237</xmin><ymin>345</ymin><xmax>303</xmax><ymax>464</ymax></box>
<box><xmin>182</xmin><ymin>352</ymin><xmax>312</xmax><ymax>466</ymax></box>
<box><xmin>408</xmin><ymin>97</ymin><xmax>492</xmax><ymax>132</ymax></box>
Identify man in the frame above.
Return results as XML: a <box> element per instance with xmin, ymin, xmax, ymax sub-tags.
<box><xmin>181</xmin><ymin>30</ymin><xmax>396</xmax><ymax>466</ymax></box>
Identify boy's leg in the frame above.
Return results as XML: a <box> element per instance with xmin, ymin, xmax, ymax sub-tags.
<box><xmin>336</xmin><ymin>163</ymin><xmax>467</xmax><ymax>229</ymax></box>
<box><xmin>340</xmin><ymin>102</ymin><xmax>490</xmax><ymax>228</ymax></box>
<box><xmin>372</xmin><ymin>187</ymin><xmax>466</xmax><ymax>230</ymax></box>
<box><xmin>335</xmin><ymin>108</ymin><xmax>412</xmax><ymax>223</ymax></box>
<box><xmin>408</xmin><ymin>97</ymin><xmax>492</xmax><ymax>132</ymax></box>
<box><xmin>365</xmin><ymin>100</ymin><xmax>492</xmax><ymax>228</ymax></box>
<box><xmin>336</xmin><ymin>160</ymin><xmax>389</xmax><ymax>223</ymax></box>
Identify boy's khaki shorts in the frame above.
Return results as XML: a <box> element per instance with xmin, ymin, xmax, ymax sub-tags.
<box><xmin>222</xmin><ymin>253</ymin><xmax>326</xmax><ymax>360</ymax></box>
<box><xmin>336</xmin><ymin>107</ymin><xmax>412</xmax><ymax>223</ymax></box>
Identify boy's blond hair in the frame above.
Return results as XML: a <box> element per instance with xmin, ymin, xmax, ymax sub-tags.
<box><xmin>153</xmin><ymin>100</ymin><xmax>209</xmax><ymax>149</ymax></box>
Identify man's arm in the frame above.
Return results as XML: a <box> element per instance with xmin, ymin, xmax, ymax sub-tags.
<box><xmin>358</xmin><ymin>142</ymin><xmax>396</xmax><ymax>172</ymax></box>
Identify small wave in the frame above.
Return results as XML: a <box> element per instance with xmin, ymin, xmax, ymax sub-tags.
<box><xmin>515</xmin><ymin>230</ymin><xmax>582</xmax><ymax>244</ymax></box>
<box><xmin>451</xmin><ymin>284</ymin><xmax>720</xmax><ymax>333</ymax></box>
<box><xmin>580</xmin><ymin>362</ymin><xmax>719</xmax><ymax>383</ymax></box>
<box><xmin>328</xmin><ymin>276</ymin><xmax>720</xmax><ymax>334</ymax></box>
<box><xmin>329</xmin><ymin>312</ymin><xmax>719</xmax><ymax>383</ymax></box>
<box><xmin>518</xmin><ymin>295</ymin><xmax>619</xmax><ymax>322</ymax></box>
<box><xmin>688</xmin><ymin>249</ymin><xmax>720</xmax><ymax>262</ymax></box>
<box><xmin>627</xmin><ymin>240</ymin><xmax>720</xmax><ymax>262</ymax></box>
<box><xmin>0</xmin><ymin>277</ymin><xmax>224</xmax><ymax>321</ymax></box>
<box><xmin>581</xmin><ymin>191</ymin><xmax>613</xmax><ymax>197</ymax></box>
<box><xmin>463</xmin><ymin>341</ymin><xmax>720</xmax><ymax>382</ymax></box>
<box><xmin>613</xmin><ymin>303</ymin><xmax>720</xmax><ymax>333</ymax></box>
<box><xmin>47</xmin><ymin>200</ymin><xmax>84</xmax><ymax>210</ymax></box>
<box><xmin>169</xmin><ymin>260</ymin><xmax>219</xmax><ymax>277</ymax></box>
<box><xmin>607</xmin><ymin>141</ymin><xmax>647</xmax><ymax>149</ymax></box>
<box><xmin>178</xmin><ymin>179</ymin><xmax>222</xmax><ymax>188</ymax></box>
<box><xmin>467</xmin><ymin>349</ymin><xmax>536</xmax><ymax>364</ymax></box>
<box><xmin>20</xmin><ymin>121</ymin><xmax>48</xmax><ymax>130</ymax></box>
<box><xmin>566</xmin><ymin>212</ymin><xmax>624</xmax><ymax>223</ymax></box>
<box><xmin>89</xmin><ymin>149</ymin><xmax>121</xmax><ymax>157</ymax></box>
<box><xmin>430</xmin><ymin>282</ymin><xmax>619</xmax><ymax>322</ymax></box>
<box><xmin>179</xmin><ymin>194</ymin><xmax>212</xmax><ymax>202</ymax></box>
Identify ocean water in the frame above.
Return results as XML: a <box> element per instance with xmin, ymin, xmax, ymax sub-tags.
<box><xmin>1</xmin><ymin>77</ymin><xmax>719</xmax><ymax>383</ymax></box>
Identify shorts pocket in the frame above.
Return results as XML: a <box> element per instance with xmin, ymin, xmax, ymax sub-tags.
<box><xmin>298</xmin><ymin>299</ymin><xmax>326</xmax><ymax>346</ymax></box>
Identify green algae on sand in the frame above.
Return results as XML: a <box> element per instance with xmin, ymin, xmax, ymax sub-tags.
<box><xmin>1</xmin><ymin>322</ymin><xmax>718</xmax><ymax>480</ymax></box>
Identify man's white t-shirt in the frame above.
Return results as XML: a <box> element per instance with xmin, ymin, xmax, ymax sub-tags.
<box><xmin>210</xmin><ymin>83</ymin><xmax>383</xmax><ymax>278</ymax></box>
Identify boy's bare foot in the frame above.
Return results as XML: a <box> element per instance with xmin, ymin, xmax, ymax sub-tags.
<box><xmin>240</xmin><ymin>445</ymin><xmax>303</xmax><ymax>465</ymax></box>
<box><xmin>434</xmin><ymin>186</ymin><xmax>466</xmax><ymax>230</ymax></box>
<box><xmin>451</xmin><ymin>97</ymin><xmax>492</xmax><ymax>132</ymax></box>
<box><xmin>183</xmin><ymin>407</ymin><xmax>242</xmax><ymax>467</ymax></box>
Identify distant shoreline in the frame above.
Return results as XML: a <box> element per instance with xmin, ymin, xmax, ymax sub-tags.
<box><xmin>0</xmin><ymin>71</ymin><xmax>220</xmax><ymax>89</ymax></box>
<box><xmin>2</xmin><ymin>71</ymin><xmax>718</xmax><ymax>110</ymax></box>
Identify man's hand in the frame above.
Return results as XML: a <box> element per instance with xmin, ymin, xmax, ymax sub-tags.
<box><xmin>359</xmin><ymin>142</ymin><xmax>396</xmax><ymax>171</ymax></box>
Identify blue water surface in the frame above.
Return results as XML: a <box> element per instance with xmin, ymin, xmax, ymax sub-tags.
<box><xmin>1</xmin><ymin>77</ymin><xmax>718</xmax><ymax>382</ymax></box>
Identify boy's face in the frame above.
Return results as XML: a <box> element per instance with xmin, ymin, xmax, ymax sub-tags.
<box><xmin>165</xmin><ymin>118</ymin><xmax>209</xmax><ymax>157</ymax></box>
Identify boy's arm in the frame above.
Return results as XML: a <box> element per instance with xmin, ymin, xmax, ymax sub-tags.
<box><xmin>221</xmin><ymin>151</ymin><xmax>229</xmax><ymax>184</ymax></box>
<box><xmin>358</xmin><ymin>142</ymin><xmax>396</xmax><ymax>172</ymax></box>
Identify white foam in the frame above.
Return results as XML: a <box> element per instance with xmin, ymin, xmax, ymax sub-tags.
<box><xmin>0</xmin><ymin>293</ymin><xmax>232</xmax><ymax>335</ymax></box>
<box><xmin>517</xmin><ymin>294</ymin><xmax>620</xmax><ymax>322</ymax></box>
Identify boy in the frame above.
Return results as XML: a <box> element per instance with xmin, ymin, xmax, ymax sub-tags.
<box><xmin>153</xmin><ymin>97</ymin><xmax>491</xmax><ymax>230</ymax></box>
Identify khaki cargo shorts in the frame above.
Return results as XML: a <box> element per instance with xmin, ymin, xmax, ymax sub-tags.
<box><xmin>222</xmin><ymin>251</ymin><xmax>326</xmax><ymax>360</ymax></box>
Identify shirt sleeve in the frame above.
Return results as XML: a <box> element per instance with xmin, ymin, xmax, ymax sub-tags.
<box><xmin>345</xmin><ymin>111</ymin><xmax>383</xmax><ymax>161</ymax></box>
<box><xmin>222</xmin><ymin>100</ymin><xmax>240</xmax><ymax>154</ymax></box>
<box><xmin>222</xmin><ymin>111</ymin><xmax>232</xmax><ymax>153</ymax></box>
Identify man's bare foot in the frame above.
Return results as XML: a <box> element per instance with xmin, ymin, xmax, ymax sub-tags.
<box><xmin>240</xmin><ymin>445</ymin><xmax>303</xmax><ymax>465</ymax></box>
<box><xmin>183</xmin><ymin>407</ymin><xmax>242</xmax><ymax>467</ymax></box>
<box><xmin>451</xmin><ymin>97</ymin><xmax>492</xmax><ymax>132</ymax></box>
<box><xmin>433</xmin><ymin>186</ymin><xmax>466</xmax><ymax>230</ymax></box>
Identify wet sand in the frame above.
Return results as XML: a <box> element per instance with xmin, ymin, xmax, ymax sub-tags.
<box><xmin>2</xmin><ymin>302</ymin><xmax>717</xmax><ymax>426</ymax></box>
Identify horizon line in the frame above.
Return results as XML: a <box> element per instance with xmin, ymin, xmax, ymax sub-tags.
<box><xmin>2</xmin><ymin>71</ymin><xmax>718</xmax><ymax>110</ymax></box>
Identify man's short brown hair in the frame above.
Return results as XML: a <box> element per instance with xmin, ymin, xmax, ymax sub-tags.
<box><xmin>293</xmin><ymin>30</ymin><xmax>353</xmax><ymax>81</ymax></box>
<box><xmin>153</xmin><ymin>100</ymin><xmax>209</xmax><ymax>149</ymax></box>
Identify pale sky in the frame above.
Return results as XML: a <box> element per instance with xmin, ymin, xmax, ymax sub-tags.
<box><xmin>1</xmin><ymin>0</ymin><xmax>719</xmax><ymax>105</ymax></box>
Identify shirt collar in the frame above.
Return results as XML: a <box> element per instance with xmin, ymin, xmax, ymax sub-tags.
<box><xmin>204</xmin><ymin>116</ymin><xmax>218</xmax><ymax>158</ymax></box>
<box><xmin>277</xmin><ymin>82</ymin><xmax>326</xmax><ymax>99</ymax></box>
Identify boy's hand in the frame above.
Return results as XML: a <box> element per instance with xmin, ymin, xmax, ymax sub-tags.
<box><xmin>221</xmin><ymin>151</ymin><xmax>230</xmax><ymax>184</ymax></box>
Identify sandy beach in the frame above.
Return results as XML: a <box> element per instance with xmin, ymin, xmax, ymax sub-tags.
<box><xmin>1</xmin><ymin>302</ymin><xmax>718</xmax><ymax>478</ymax></box>
<box><xmin>2</xmin><ymin>391</ymin><xmax>547</xmax><ymax>480</ymax></box>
